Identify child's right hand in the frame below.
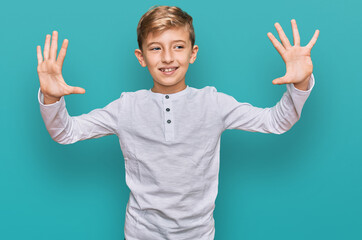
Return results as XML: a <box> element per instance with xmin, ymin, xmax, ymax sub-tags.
<box><xmin>37</xmin><ymin>31</ymin><xmax>85</xmax><ymax>104</ymax></box>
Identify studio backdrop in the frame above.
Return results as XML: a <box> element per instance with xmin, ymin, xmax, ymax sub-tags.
<box><xmin>1</xmin><ymin>0</ymin><xmax>361</xmax><ymax>239</ymax></box>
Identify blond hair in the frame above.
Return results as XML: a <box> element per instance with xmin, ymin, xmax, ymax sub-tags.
<box><xmin>137</xmin><ymin>6</ymin><xmax>195</xmax><ymax>50</ymax></box>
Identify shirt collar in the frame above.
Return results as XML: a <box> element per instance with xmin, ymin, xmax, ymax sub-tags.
<box><xmin>148</xmin><ymin>85</ymin><xmax>190</xmax><ymax>100</ymax></box>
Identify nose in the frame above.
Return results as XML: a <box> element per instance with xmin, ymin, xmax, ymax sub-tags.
<box><xmin>161</xmin><ymin>48</ymin><xmax>174</xmax><ymax>63</ymax></box>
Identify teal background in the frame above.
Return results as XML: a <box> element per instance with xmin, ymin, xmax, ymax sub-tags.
<box><xmin>1</xmin><ymin>0</ymin><xmax>361</xmax><ymax>239</ymax></box>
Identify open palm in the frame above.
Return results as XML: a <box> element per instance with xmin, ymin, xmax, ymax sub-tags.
<box><xmin>267</xmin><ymin>19</ymin><xmax>319</xmax><ymax>89</ymax></box>
<box><xmin>37</xmin><ymin>31</ymin><xmax>85</xmax><ymax>104</ymax></box>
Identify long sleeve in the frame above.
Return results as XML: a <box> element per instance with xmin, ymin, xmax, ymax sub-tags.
<box><xmin>216</xmin><ymin>73</ymin><xmax>315</xmax><ymax>134</ymax></box>
<box><xmin>38</xmin><ymin>88</ymin><xmax>124</xmax><ymax>144</ymax></box>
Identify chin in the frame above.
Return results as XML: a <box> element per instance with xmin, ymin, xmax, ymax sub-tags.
<box><xmin>155</xmin><ymin>78</ymin><xmax>183</xmax><ymax>86</ymax></box>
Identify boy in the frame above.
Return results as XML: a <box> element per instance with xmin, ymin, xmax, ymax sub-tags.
<box><xmin>36</xmin><ymin>5</ymin><xmax>319</xmax><ymax>240</ymax></box>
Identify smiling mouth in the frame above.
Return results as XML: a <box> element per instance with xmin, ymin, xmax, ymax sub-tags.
<box><xmin>159</xmin><ymin>67</ymin><xmax>179</xmax><ymax>73</ymax></box>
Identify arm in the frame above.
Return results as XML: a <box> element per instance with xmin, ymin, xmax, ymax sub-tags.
<box><xmin>218</xmin><ymin>19</ymin><xmax>319</xmax><ymax>133</ymax></box>
<box><xmin>217</xmin><ymin>74</ymin><xmax>314</xmax><ymax>133</ymax></box>
<box><xmin>38</xmin><ymin>89</ymin><xmax>123</xmax><ymax>144</ymax></box>
<box><xmin>37</xmin><ymin>31</ymin><xmax>121</xmax><ymax>144</ymax></box>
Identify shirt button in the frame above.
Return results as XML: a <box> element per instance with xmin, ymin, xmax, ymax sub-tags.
<box><xmin>166</xmin><ymin>108</ymin><xmax>170</xmax><ymax>112</ymax></box>
<box><xmin>165</xmin><ymin>95</ymin><xmax>169</xmax><ymax>99</ymax></box>
<box><xmin>167</xmin><ymin>120</ymin><xmax>171</xmax><ymax>124</ymax></box>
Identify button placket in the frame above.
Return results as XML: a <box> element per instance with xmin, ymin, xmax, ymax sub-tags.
<box><xmin>163</xmin><ymin>95</ymin><xmax>174</xmax><ymax>141</ymax></box>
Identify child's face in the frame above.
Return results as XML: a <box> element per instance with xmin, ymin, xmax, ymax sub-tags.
<box><xmin>135</xmin><ymin>27</ymin><xmax>198</xmax><ymax>93</ymax></box>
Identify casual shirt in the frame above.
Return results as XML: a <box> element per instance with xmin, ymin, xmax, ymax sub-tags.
<box><xmin>38</xmin><ymin>74</ymin><xmax>315</xmax><ymax>240</ymax></box>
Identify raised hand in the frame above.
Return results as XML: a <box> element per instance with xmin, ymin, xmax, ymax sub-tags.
<box><xmin>37</xmin><ymin>31</ymin><xmax>85</xmax><ymax>104</ymax></box>
<box><xmin>267</xmin><ymin>19</ymin><xmax>319</xmax><ymax>90</ymax></box>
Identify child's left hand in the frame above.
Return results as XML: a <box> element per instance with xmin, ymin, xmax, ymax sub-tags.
<box><xmin>267</xmin><ymin>19</ymin><xmax>319</xmax><ymax>91</ymax></box>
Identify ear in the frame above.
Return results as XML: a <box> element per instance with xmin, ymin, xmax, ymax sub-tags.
<box><xmin>189</xmin><ymin>45</ymin><xmax>199</xmax><ymax>64</ymax></box>
<box><xmin>135</xmin><ymin>49</ymin><xmax>147</xmax><ymax>67</ymax></box>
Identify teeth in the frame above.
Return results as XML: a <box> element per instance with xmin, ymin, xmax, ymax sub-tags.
<box><xmin>161</xmin><ymin>68</ymin><xmax>177</xmax><ymax>72</ymax></box>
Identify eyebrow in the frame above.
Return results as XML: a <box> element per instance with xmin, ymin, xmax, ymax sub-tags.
<box><xmin>147</xmin><ymin>40</ymin><xmax>186</xmax><ymax>47</ymax></box>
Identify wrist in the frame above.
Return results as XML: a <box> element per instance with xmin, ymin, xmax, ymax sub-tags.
<box><xmin>43</xmin><ymin>93</ymin><xmax>61</xmax><ymax>105</ymax></box>
<box><xmin>293</xmin><ymin>75</ymin><xmax>311</xmax><ymax>91</ymax></box>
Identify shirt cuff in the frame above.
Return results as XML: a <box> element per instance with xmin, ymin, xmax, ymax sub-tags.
<box><xmin>38</xmin><ymin>88</ymin><xmax>64</xmax><ymax>107</ymax></box>
<box><xmin>287</xmin><ymin>73</ymin><xmax>315</xmax><ymax>96</ymax></box>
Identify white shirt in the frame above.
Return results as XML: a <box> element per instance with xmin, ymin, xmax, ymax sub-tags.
<box><xmin>38</xmin><ymin>74</ymin><xmax>314</xmax><ymax>240</ymax></box>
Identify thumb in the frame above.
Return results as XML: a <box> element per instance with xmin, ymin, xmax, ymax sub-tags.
<box><xmin>69</xmin><ymin>86</ymin><xmax>86</xmax><ymax>94</ymax></box>
<box><xmin>272</xmin><ymin>77</ymin><xmax>284</xmax><ymax>85</ymax></box>
<box><xmin>272</xmin><ymin>76</ymin><xmax>289</xmax><ymax>85</ymax></box>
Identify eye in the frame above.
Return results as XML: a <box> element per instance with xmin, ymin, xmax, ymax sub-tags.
<box><xmin>150</xmin><ymin>47</ymin><xmax>161</xmax><ymax>51</ymax></box>
<box><xmin>175</xmin><ymin>45</ymin><xmax>184</xmax><ymax>49</ymax></box>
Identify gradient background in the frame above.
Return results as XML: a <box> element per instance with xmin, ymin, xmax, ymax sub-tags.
<box><xmin>1</xmin><ymin>0</ymin><xmax>361</xmax><ymax>239</ymax></box>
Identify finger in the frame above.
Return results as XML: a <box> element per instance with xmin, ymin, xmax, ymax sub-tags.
<box><xmin>49</xmin><ymin>31</ymin><xmax>58</xmax><ymax>61</ymax></box>
<box><xmin>43</xmin><ymin>34</ymin><xmax>51</xmax><ymax>60</ymax></box>
<box><xmin>306</xmin><ymin>29</ymin><xmax>320</xmax><ymax>50</ymax></box>
<box><xmin>37</xmin><ymin>45</ymin><xmax>43</xmax><ymax>65</ymax></box>
<box><xmin>291</xmin><ymin>19</ymin><xmax>300</xmax><ymax>46</ymax></box>
<box><xmin>274</xmin><ymin>22</ymin><xmax>292</xmax><ymax>49</ymax></box>
<box><xmin>267</xmin><ymin>32</ymin><xmax>286</xmax><ymax>56</ymax></box>
<box><xmin>57</xmin><ymin>39</ymin><xmax>69</xmax><ymax>67</ymax></box>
